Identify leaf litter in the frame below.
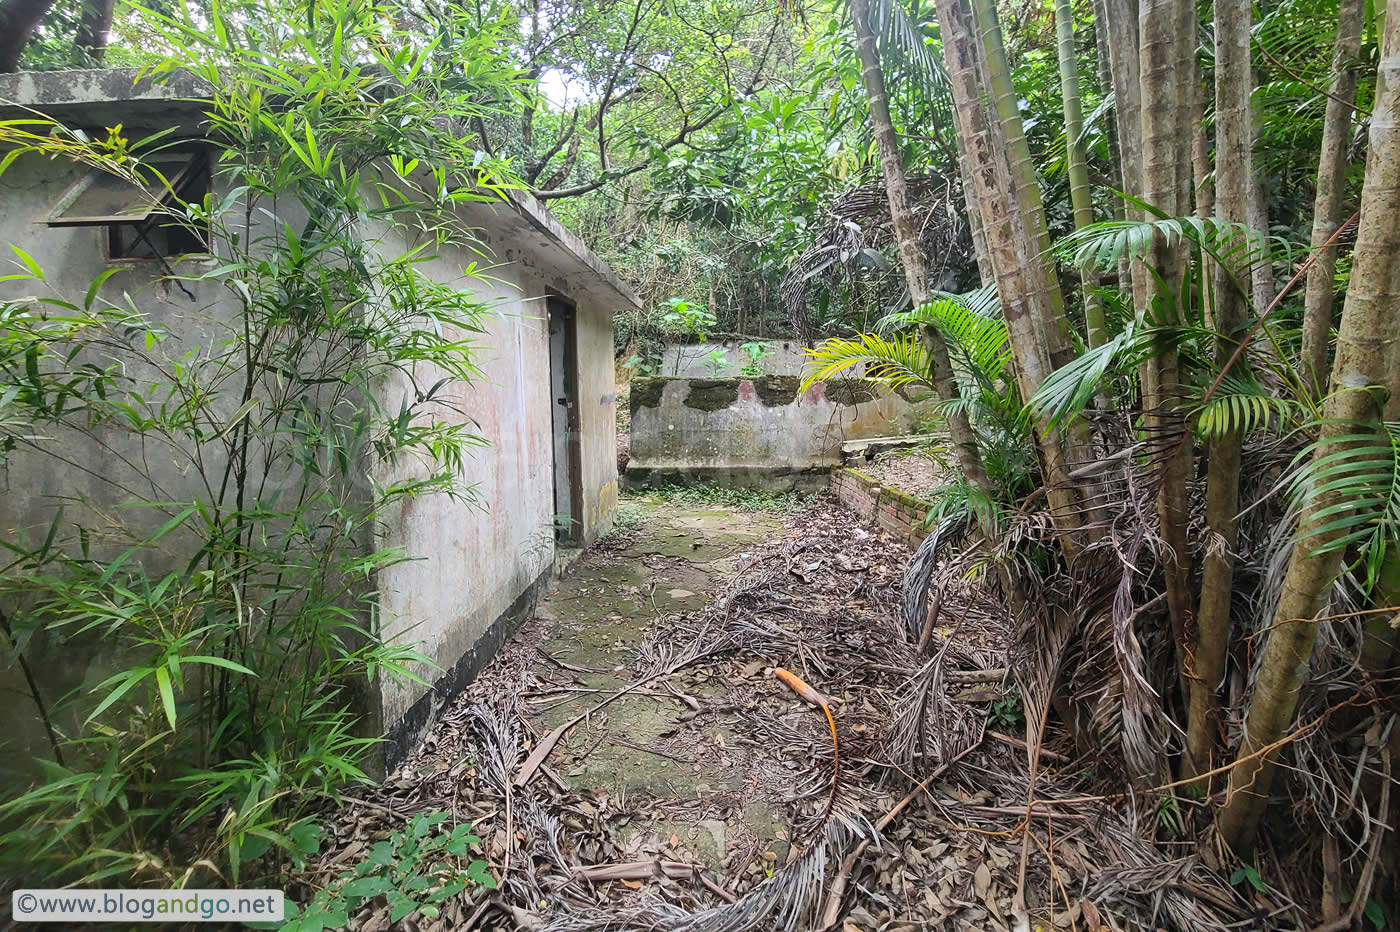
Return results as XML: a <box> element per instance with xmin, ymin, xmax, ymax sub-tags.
<box><xmin>296</xmin><ymin>493</ymin><xmax>1255</xmax><ymax>931</ymax></box>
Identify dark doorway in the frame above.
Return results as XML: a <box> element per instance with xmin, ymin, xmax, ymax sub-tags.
<box><xmin>548</xmin><ymin>296</ymin><xmax>583</xmax><ymax>543</ymax></box>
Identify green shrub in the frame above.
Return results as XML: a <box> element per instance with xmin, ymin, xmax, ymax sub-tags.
<box><xmin>0</xmin><ymin>0</ymin><xmax>522</xmax><ymax>891</ymax></box>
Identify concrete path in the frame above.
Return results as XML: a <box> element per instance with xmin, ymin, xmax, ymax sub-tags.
<box><xmin>521</xmin><ymin>497</ymin><xmax>793</xmax><ymax>873</ymax></box>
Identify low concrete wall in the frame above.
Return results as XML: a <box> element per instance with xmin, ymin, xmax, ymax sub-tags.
<box><xmin>830</xmin><ymin>467</ymin><xmax>932</xmax><ymax>544</ymax></box>
<box><xmin>660</xmin><ymin>338</ymin><xmax>810</xmax><ymax>377</ymax></box>
<box><xmin>625</xmin><ymin>376</ymin><xmax>934</xmax><ymax>491</ymax></box>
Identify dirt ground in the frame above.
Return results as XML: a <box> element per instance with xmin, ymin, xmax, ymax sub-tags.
<box><xmin>303</xmin><ymin>492</ymin><xmax>1260</xmax><ymax>932</ymax></box>
<box><xmin>853</xmin><ymin>449</ymin><xmax>948</xmax><ymax>500</ymax></box>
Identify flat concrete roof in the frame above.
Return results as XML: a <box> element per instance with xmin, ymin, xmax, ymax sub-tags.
<box><xmin>0</xmin><ymin>68</ymin><xmax>641</xmax><ymax>311</ymax></box>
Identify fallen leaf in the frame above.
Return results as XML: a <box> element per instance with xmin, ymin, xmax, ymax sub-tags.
<box><xmin>974</xmin><ymin>861</ymin><xmax>992</xmax><ymax>895</ymax></box>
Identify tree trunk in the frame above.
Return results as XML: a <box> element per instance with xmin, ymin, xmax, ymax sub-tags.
<box><xmin>1300</xmin><ymin>0</ymin><xmax>1364</xmax><ymax>398</ymax></box>
<box><xmin>1218</xmin><ymin>0</ymin><xmax>1400</xmax><ymax>855</ymax></box>
<box><xmin>0</xmin><ymin>0</ymin><xmax>55</xmax><ymax>72</ymax></box>
<box><xmin>953</xmin><ymin>104</ymin><xmax>995</xmax><ymax>285</ymax></box>
<box><xmin>968</xmin><ymin>0</ymin><xmax>1107</xmax><ymax>543</ymax></box>
<box><xmin>1100</xmin><ymin>0</ymin><xmax>1143</xmax><ymax>298</ymax></box>
<box><xmin>1186</xmin><ymin>0</ymin><xmax>1252</xmax><ymax>779</ymax></box>
<box><xmin>1139</xmin><ymin>0</ymin><xmax>1197</xmax><ymax>701</ymax></box>
<box><xmin>1247</xmin><ymin>92</ymin><xmax>1277</xmax><ymax>315</ymax></box>
<box><xmin>935</xmin><ymin>0</ymin><xmax>1099</xmax><ymax>563</ymax></box>
<box><xmin>1054</xmin><ymin>0</ymin><xmax>1106</xmax><ymax>349</ymax></box>
<box><xmin>1092</xmin><ymin>0</ymin><xmax>1134</xmax><ymax>307</ymax></box>
<box><xmin>1192</xmin><ymin>67</ymin><xmax>1213</xmax><ymax>221</ymax></box>
<box><xmin>847</xmin><ymin>0</ymin><xmax>993</xmax><ymax>505</ymax></box>
<box><xmin>76</xmin><ymin>0</ymin><xmax>116</xmax><ymax>61</ymax></box>
<box><xmin>970</xmin><ymin>0</ymin><xmax>1069</xmax><ymax>356</ymax></box>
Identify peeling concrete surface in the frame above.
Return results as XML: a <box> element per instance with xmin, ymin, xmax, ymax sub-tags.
<box><xmin>522</xmin><ymin>497</ymin><xmax>791</xmax><ymax>869</ymax></box>
<box><xmin>625</xmin><ymin>375</ymin><xmax>938</xmax><ymax>491</ymax></box>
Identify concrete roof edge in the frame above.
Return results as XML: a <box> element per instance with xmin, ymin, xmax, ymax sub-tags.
<box><xmin>503</xmin><ymin>190</ymin><xmax>642</xmax><ymax>310</ymax></box>
<box><xmin>0</xmin><ymin>67</ymin><xmax>211</xmax><ymax>112</ymax></box>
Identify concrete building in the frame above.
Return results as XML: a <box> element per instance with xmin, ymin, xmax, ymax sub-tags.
<box><xmin>0</xmin><ymin>69</ymin><xmax>638</xmax><ymax>768</ymax></box>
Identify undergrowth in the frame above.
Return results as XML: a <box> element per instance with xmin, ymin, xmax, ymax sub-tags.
<box><xmin>646</xmin><ymin>483</ymin><xmax>808</xmax><ymax>514</ymax></box>
<box><xmin>0</xmin><ymin>0</ymin><xmax>524</xmax><ymax>894</ymax></box>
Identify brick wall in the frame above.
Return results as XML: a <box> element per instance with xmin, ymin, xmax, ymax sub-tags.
<box><xmin>830</xmin><ymin>467</ymin><xmax>930</xmax><ymax>544</ymax></box>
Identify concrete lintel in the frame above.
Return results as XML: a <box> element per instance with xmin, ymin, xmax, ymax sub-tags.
<box><xmin>839</xmin><ymin>434</ymin><xmax>933</xmax><ymax>459</ymax></box>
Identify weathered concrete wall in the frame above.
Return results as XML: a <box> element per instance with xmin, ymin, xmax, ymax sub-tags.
<box><xmin>625</xmin><ymin>376</ymin><xmax>935</xmax><ymax>491</ymax></box>
<box><xmin>0</xmin><ymin>99</ymin><xmax>631</xmax><ymax>771</ymax></box>
<box><xmin>660</xmin><ymin>338</ymin><xmax>811</xmax><ymax>378</ymax></box>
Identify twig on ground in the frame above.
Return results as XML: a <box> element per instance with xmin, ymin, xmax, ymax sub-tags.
<box><xmin>817</xmin><ymin>741</ymin><xmax>983</xmax><ymax>930</ymax></box>
<box><xmin>989</xmin><ymin>730</ymin><xmax>1070</xmax><ymax>762</ymax></box>
<box><xmin>514</xmin><ymin>671</ymin><xmax>673</xmax><ymax>787</ymax></box>
<box><xmin>573</xmin><ymin>860</ymin><xmax>737</xmax><ymax>903</ymax></box>
<box><xmin>611</xmin><ymin>737</ymin><xmax>695</xmax><ymax>763</ymax></box>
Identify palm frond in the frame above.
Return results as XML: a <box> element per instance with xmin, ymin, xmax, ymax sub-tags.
<box><xmin>1192</xmin><ymin>375</ymin><xmax>1301</xmax><ymax>440</ymax></box>
<box><xmin>878</xmin><ymin>285</ymin><xmax>1009</xmax><ymax>384</ymax></box>
<box><xmin>1285</xmin><ymin>419</ymin><xmax>1400</xmax><ymax>591</ymax></box>
<box><xmin>1027</xmin><ymin>319</ymin><xmax>1157</xmax><ymax>433</ymax></box>
<box><xmin>926</xmin><ymin>478</ymin><xmax>1007</xmax><ymax>537</ymax></box>
<box><xmin>1057</xmin><ymin>209</ymin><xmax>1286</xmax><ymax>299</ymax></box>
<box><xmin>802</xmin><ymin>332</ymin><xmax>929</xmax><ymax>391</ymax></box>
<box><xmin>865</xmin><ymin>0</ymin><xmax>953</xmax><ymax>110</ymax></box>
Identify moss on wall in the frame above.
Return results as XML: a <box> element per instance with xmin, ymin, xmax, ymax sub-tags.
<box><xmin>753</xmin><ymin>375</ymin><xmax>800</xmax><ymax>407</ymax></box>
<box><xmin>630</xmin><ymin>377</ymin><xmax>669</xmax><ymax>413</ymax></box>
<box><xmin>684</xmin><ymin>379</ymin><xmax>741</xmax><ymax>412</ymax></box>
<box><xmin>632</xmin><ymin>375</ymin><xmax>899</xmax><ymax>412</ymax></box>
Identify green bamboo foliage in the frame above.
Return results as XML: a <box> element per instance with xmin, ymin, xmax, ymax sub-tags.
<box><xmin>0</xmin><ymin>0</ymin><xmax>525</xmax><ymax>885</ymax></box>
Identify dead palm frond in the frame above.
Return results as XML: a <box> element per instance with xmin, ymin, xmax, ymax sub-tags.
<box><xmin>901</xmin><ymin>511</ymin><xmax>971</xmax><ymax>642</ymax></box>
<box><xmin>542</xmin><ymin>823</ymin><xmax>859</xmax><ymax>932</ymax></box>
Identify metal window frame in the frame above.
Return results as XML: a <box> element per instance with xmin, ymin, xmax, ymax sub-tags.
<box><xmin>38</xmin><ymin>155</ymin><xmax>199</xmax><ymax>228</ymax></box>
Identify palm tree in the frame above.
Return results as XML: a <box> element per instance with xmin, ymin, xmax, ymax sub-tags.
<box><xmin>1186</xmin><ymin>0</ymin><xmax>1253</xmax><ymax>778</ymax></box>
<box><xmin>1218</xmin><ymin>0</ymin><xmax>1400</xmax><ymax>854</ymax></box>
<box><xmin>934</xmin><ymin>0</ymin><xmax>1103</xmax><ymax>557</ymax></box>
<box><xmin>845</xmin><ymin>0</ymin><xmax>993</xmax><ymax>507</ymax></box>
<box><xmin>1300</xmin><ymin>0</ymin><xmax>1365</xmax><ymax>398</ymax></box>
<box><xmin>1137</xmin><ymin>0</ymin><xmax>1198</xmax><ymax>696</ymax></box>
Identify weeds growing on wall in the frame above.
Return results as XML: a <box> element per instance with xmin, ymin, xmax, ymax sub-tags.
<box><xmin>0</xmin><ymin>0</ymin><xmax>524</xmax><ymax>887</ymax></box>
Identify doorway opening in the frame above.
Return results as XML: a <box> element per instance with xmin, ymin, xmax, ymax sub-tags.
<box><xmin>547</xmin><ymin>296</ymin><xmax>583</xmax><ymax>543</ymax></box>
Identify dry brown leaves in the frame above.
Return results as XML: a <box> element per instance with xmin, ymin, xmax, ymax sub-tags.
<box><xmin>292</xmin><ymin>494</ymin><xmax>1255</xmax><ymax>931</ymax></box>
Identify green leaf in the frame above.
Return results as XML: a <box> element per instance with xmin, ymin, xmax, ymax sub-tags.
<box><xmin>289</xmin><ymin>821</ymin><xmax>324</xmax><ymax>859</ymax></box>
<box><xmin>154</xmin><ymin>665</ymin><xmax>177</xmax><ymax>728</ymax></box>
<box><xmin>341</xmin><ymin>875</ymin><xmax>394</xmax><ymax>899</ymax></box>
<box><xmin>85</xmin><ymin>669</ymin><xmax>149</xmax><ymax>725</ymax></box>
<box><xmin>387</xmin><ymin>891</ymin><xmax>416</xmax><ymax>923</ymax></box>
<box><xmin>9</xmin><ymin>245</ymin><xmax>44</xmax><ymax>280</ymax></box>
<box><xmin>182</xmin><ymin>655</ymin><xmax>257</xmax><ymax>676</ymax></box>
<box><xmin>466</xmin><ymin>859</ymin><xmax>496</xmax><ymax>889</ymax></box>
<box><xmin>237</xmin><ymin>833</ymin><xmax>274</xmax><ymax>863</ymax></box>
<box><xmin>83</xmin><ymin>268</ymin><xmax>123</xmax><ymax>311</ymax></box>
